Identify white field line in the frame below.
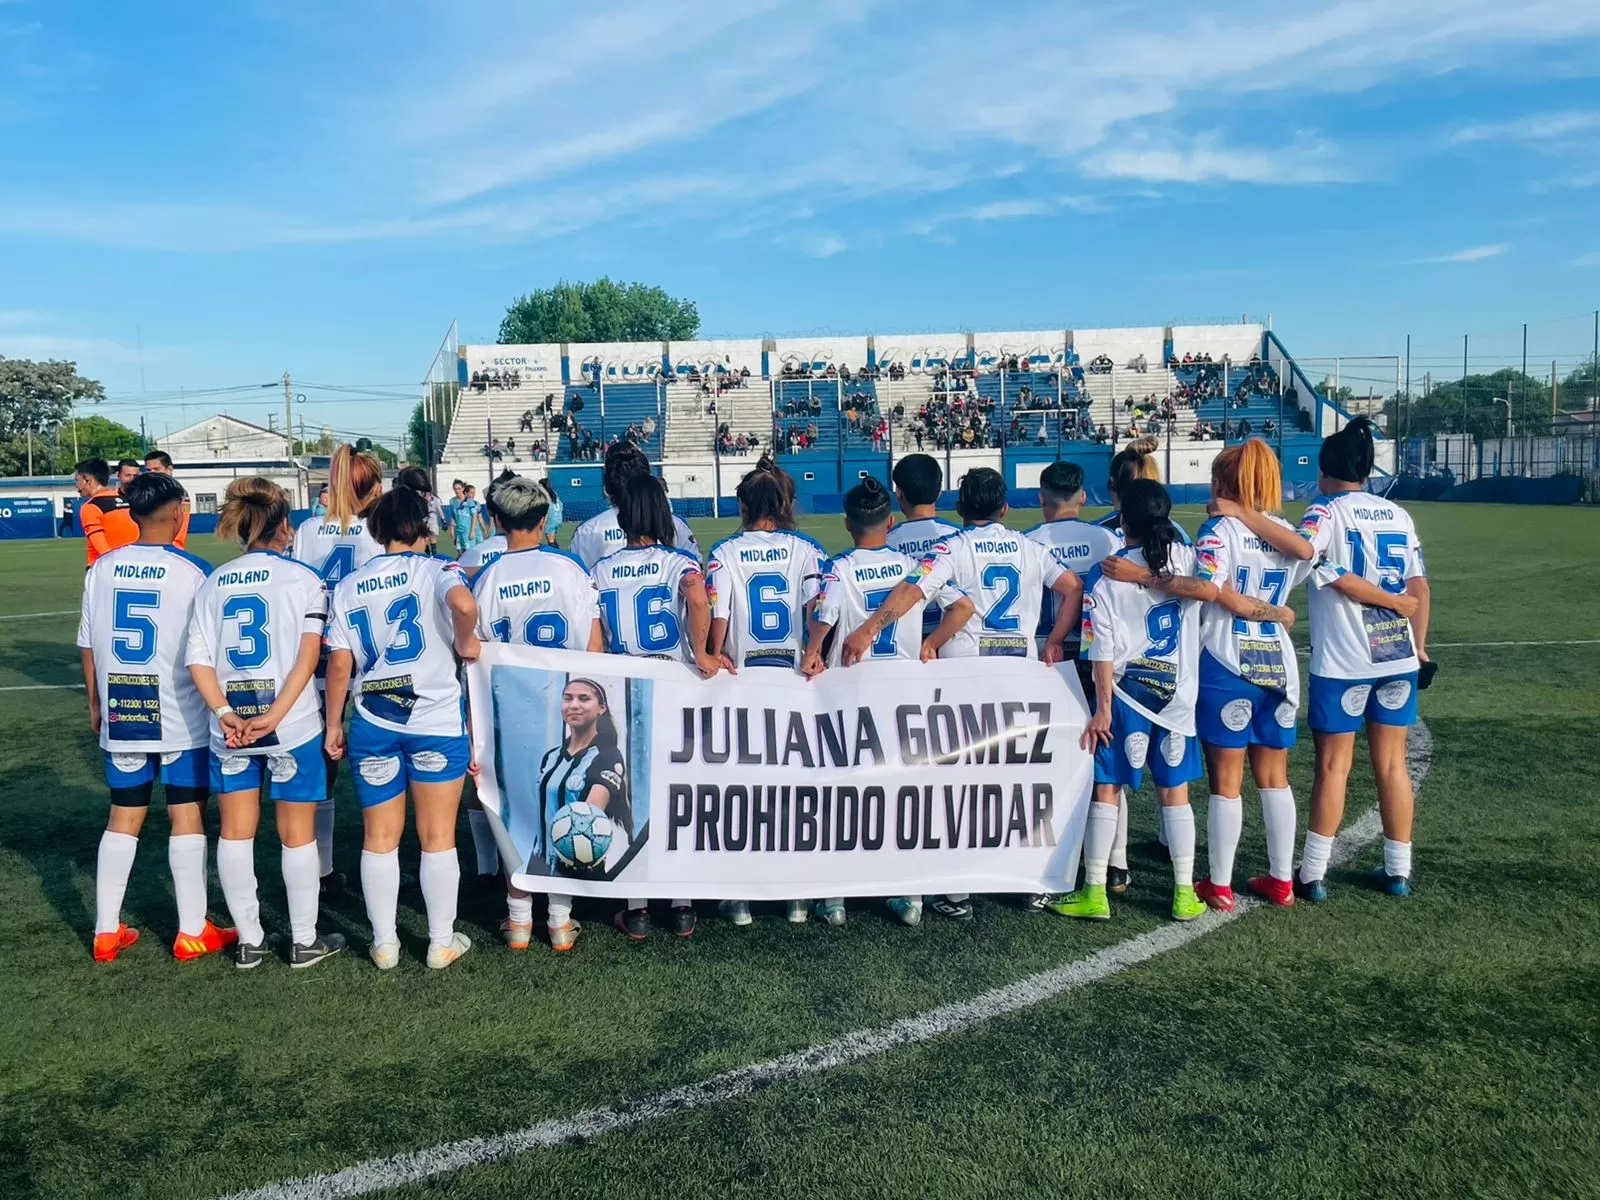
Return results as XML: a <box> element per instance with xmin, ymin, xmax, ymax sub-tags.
<box><xmin>219</xmin><ymin>724</ymin><xmax>1433</xmax><ymax>1200</ymax></box>
<box><xmin>0</xmin><ymin>683</ymin><xmax>83</xmax><ymax>692</ymax></box>
<box><xmin>0</xmin><ymin>610</ymin><xmax>77</xmax><ymax>620</ymax></box>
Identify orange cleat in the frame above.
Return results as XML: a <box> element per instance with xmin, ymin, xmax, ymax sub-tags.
<box><xmin>93</xmin><ymin>924</ymin><xmax>140</xmax><ymax>963</ymax></box>
<box><xmin>173</xmin><ymin>920</ymin><xmax>239</xmax><ymax>962</ymax></box>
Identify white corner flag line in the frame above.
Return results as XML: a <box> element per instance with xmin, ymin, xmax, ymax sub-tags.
<box><xmin>223</xmin><ymin>723</ymin><xmax>1433</xmax><ymax>1200</ymax></box>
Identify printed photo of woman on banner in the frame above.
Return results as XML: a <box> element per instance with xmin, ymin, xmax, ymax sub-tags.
<box><xmin>489</xmin><ymin>666</ymin><xmax>653</xmax><ymax>881</ymax></box>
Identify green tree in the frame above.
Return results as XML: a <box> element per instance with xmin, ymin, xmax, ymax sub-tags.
<box><xmin>1560</xmin><ymin>353</ymin><xmax>1600</xmax><ymax>411</ymax></box>
<box><xmin>0</xmin><ymin>357</ymin><xmax>106</xmax><ymax>444</ymax></box>
<box><xmin>407</xmin><ymin>382</ymin><xmax>458</xmax><ymax>465</ymax></box>
<box><xmin>498</xmin><ymin>278</ymin><xmax>700</xmax><ymax>345</ymax></box>
<box><xmin>0</xmin><ymin>414</ymin><xmax>142</xmax><ymax>476</ymax></box>
<box><xmin>1385</xmin><ymin>369</ymin><xmax>1554</xmax><ymax>440</ymax></box>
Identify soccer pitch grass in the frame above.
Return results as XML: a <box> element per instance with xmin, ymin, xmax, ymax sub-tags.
<box><xmin>2</xmin><ymin>504</ymin><xmax>1598</xmax><ymax>1200</ymax></box>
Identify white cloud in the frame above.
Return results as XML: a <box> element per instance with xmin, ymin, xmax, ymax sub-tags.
<box><xmin>1412</xmin><ymin>243</ymin><xmax>1508</xmax><ymax>263</ymax></box>
<box><xmin>0</xmin><ymin>332</ymin><xmax>146</xmax><ymax>364</ymax></box>
<box><xmin>6</xmin><ymin>0</ymin><xmax>1600</xmax><ymax>250</ymax></box>
<box><xmin>1083</xmin><ymin>134</ymin><xmax>1349</xmax><ymax>184</ymax></box>
<box><xmin>1451</xmin><ymin>110</ymin><xmax>1600</xmax><ymax>143</ymax></box>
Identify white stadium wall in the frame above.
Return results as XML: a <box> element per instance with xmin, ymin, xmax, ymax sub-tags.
<box><xmin>570</xmin><ymin>340</ymin><xmax>668</xmax><ymax>379</ymax></box>
<box><xmin>874</xmin><ymin>333</ymin><xmax>968</xmax><ymax>372</ymax></box>
<box><xmin>464</xmin><ymin>343</ymin><xmax>562</xmax><ymax>379</ymax></box>
<box><xmin>972</xmin><ymin>330</ymin><xmax>1067</xmax><ymax>368</ymax></box>
<box><xmin>1170</xmin><ymin>324</ymin><xmax>1265</xmax><ymax>363</ymax></box>
<box><xmin>671</xmin><ymin>338</ymin><xmax>764</xmax><ymax>376</ymax></box>
<box><xmin>1072</xmin><ymin>326</ymin><xmax>1165</xmax><ymax>367</ymax></box>
<box><xmin>770</xmin><ymin>336</ymin><xmax>871</xmax><ymax>374</ymax></box>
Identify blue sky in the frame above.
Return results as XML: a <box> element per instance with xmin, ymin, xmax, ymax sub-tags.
<box><xmin>2</xmin><ymin>0</ymin><xmax>1598</xmax><ymax>447</ymax></box>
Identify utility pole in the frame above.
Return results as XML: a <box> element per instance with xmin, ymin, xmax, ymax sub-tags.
<box><xmin>1521</xmin><ymin>323</ymin><xmax>1528</xmax><ymax>430</ymax></box>
<box><xmin>283</xmin><ymin>370</ymin><xmax>294</xmax><ymax>460</ymax></box>
<box><xmin>1403</xmin><ymin>334</ymin><xmax>1411</xmax><ymax>446</ymax></box>
<box><xmin>1462</xmin><ymin>335</ymin><xmax>1469</xmax><ymax>432</ymax></box>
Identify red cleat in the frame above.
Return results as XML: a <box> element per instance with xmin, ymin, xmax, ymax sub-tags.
<box><xmin>93</xmin><ymin>924</ymin><xmax>139</xmax><ymax>963</ymax></box>
<box><xmin>173</xmin><ymin>920</ymin><xmax>239</xmax><ymax>962</ymax></box>
<box><xmin>1194</xmin><ymin>878</ymin><xmax>1235</xmax><ymax>912</ymax></box>
<box><xmin>1245</xmin><ymin>874</ymin><xmax>1295</xmax><ymax>908</ymax></box>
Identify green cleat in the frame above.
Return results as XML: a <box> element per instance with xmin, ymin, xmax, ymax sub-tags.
<box><xmin>1046</xmin><ymin>885</ymin><xmax>1111</xmax><ymax>920</ymax></box>
<box><xmin>1172</xmin><ymin>885</ymin><xmax>1208</xmax><ymax>922</ymax></box>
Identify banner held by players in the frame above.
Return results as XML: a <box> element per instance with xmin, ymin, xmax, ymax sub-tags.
<box><xmin>467</xmin><ymin>645</ymin><xmax>1093</xmax><ymax>900</ymax></box>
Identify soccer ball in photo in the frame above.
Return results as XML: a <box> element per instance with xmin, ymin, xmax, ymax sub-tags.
<box><xmin>550</xmin><ymin>801</ymin><xmax>614</xmax><ymax>871</ymax></box>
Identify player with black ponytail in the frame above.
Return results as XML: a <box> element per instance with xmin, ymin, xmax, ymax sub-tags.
<box><xmin>1210</xmin><ymin>415</ymin><xmax>1431</xmax><ymax>900</ymax></box>
<box><xmin>800</xmin><ymin>476</ymin><xmax>975</xmax><ymax>927</ymax></box>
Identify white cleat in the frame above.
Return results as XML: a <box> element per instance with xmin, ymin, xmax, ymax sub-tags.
<box><xmin>786</xmin><ymin>899</ymin><xmax>810</xmax><ymax>924</ymax></box>
<box><xmin>718</xmin><ymin>899</ymin><xmax>752</xmax><ymax>927</ymax></box>
<box><xmin>369</xmin><ymin>940</ymin><xmax>401</xmax><ymax>971</ymax></box>
<box><xmin>426</xmin><ymin>931</ymin><xmax>472</xmax><ymax>969</ymax></box>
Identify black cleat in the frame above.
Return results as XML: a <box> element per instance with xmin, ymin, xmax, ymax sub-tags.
<box><xmin>318</xmin><ymin>871</ymin><xmax>346</xmax><ymax>902</ymax></box>
<box><xmin>928</xmin><ymin>896</ymin><xmax>974</xmax><ymax>921</ymax></box>
<box><xmin>235</xmin><ymin>937</ymin><xmax>272</xmax><ymax>970</ymax></box>
<box><xmin>1140</xmin><ymin>838</ymin><xmax>1171</xmax><ymax>864</ymax></box>
<box><xmin>1107</xmin><ymin>866</ymin><xmax>1132</xmax><ymax>894</ymax></box>
<box><xmin>668</xmin><ymin>904</ymin><xmax>697</xmax><ymax>938</ymax></box>
<box><xmin>289</xmin><ymin>932</ymin><xmax>346</xmax><ymax>969</ymax></box>
<box><xmin>613</xmin><ymin>907</ymin><xmax>650</xmax><ymax>941</ymax></box>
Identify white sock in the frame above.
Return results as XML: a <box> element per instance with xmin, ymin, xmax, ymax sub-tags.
<box><xmin>1109</xmin><ymin>790</ymin><xmax>1129</xmax><ymax>870</ymax></box>
<box><xmin>168</xmin><ymin>833</ymin><xmax>210</xmax><ymax>937</ymax></box>
<box><xmin>506</xmin><ymin>892</ymin><xmax>534</xmax><ymax>925</ymax></box>
<box><xmin>467</xmin><ymin>809</ymin><xmax>500</xmax><ymax>876</ymax></box>
<box><xmin>1157</xmin><ymin>799</ymin><xmax>1170</xmax><ymax>847</ymax></box>
<box><xmin>418</xmin><ymin>849</ymin><xmax>460</xmax><ymax>949</ymax></box>
<box><xmin>626</xmin><ymin>897</ymin><xmax>648</xmax><ymax>911</ymax></box>
<box><xmin>314</xmin><ymin>799</ymin><xmax>335</xmax><ymax>876</ymax></box>
<box><xmin>670</xmin><ymin>898</ymin><xmax>692</xmax><ymax>908</ymax></box>
<box><xmin>361</xmin><ymin>848</ymin><xmax>400</xmax><ymax>946</ymax></box>
<box><xmin>1082</xmin><ymin>801</ymin><xmax>1119</xmax><ymax>886</ymax></box>
<box><xmin>1299</xmin><ymin>830</ymin><xmax>1335</xmax><ymax>884</ymax></box>
<box><xmin>281</xmin><ymin>842</ymin><xmax>321</xmax><ymax>947</ymax></box>
<box><xmin>1383</xmin><ymin>838</ymin><xmax>1413</xmax><ymax>879</ymax></box>
<box><xmin>216</xmin><ymin>838</ymin><xmax>264</xmax><ymax>945</ymax></box>
<box><xmin>945</xmin><ymin>893</ymin><xmax>970</xmax><ymax>904</ymax></box>
<box><xmin>1162</xmin><ymin>804</ymin><xmax>1196</xmax><ymax>888</ymax></box>
<box><xmin>95</xmin><ymin>831</ymin><xmax>138</xmax><ymax>935</ymax></box>
<box><xmin>547</xmin><ymin>893</ymin><xmax>573</xmax><ymax>927</ymax></box>
<box><xmin>1206</xmin><ymin>795</ymin><xmax>1243</xmax><ymax>888</ymax></box>
<box><xmin>1259</xmin><ymin>787</ymin><xmax>1297</xmax><ymax>881</ymax></box>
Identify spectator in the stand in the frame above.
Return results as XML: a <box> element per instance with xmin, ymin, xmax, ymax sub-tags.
<box><xmin>642</xmin><ymin>415</ymin><xmax>656</xmax><ymax>442</ymax></box>
<box><xmin>1263</xmin><ymin>418</ymin><xmax>1277</xmax><ymax>438</ymax></box>
<box><xmin>506</xmin><ymin>437</ymin><xmax>516</xmax><ymax>460</ymax></box>
<box><xmin>1129</xmin><ymin>353</ymin><xmax>1148</xmax><ymax>373</ymax></box>
<box><xmin>519</xmin><ymin>409</ymin><xmax>534</xmax><ymax>433</ymax></box>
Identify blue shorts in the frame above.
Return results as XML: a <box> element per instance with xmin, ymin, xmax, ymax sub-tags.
<box><xmin>1196</xmin><ymin>653</ymin><xmax>1298</xmax><ymax>750</ymax></box>
<box><xmin>103</xmin><ymin>747</ymin><xmax>211</xmax><ymax>793</ymax></box>
<box><xmin>210</xmin><ymin>735</ymin><xmax>328</xmax><ymax>803</ymax></box>
<box><xmin>346</xmin><ymin>713</ymin><xmax>470</xmax><ymax>808</ymax></box>
<box><xmin>1308</xmin><ymin>671</ymin><xmax>1420</xmax><ymax>735</ymax></box>
<box><xmin>1093</xmin><ymin>695</ymin><xmax>1203</xmax><ymax>790</ymax></box>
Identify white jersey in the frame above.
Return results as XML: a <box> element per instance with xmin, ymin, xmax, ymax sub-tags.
<box><xmin>326</xmin><ymin>553</ymin><xmax>470</xmax><ymax>736</ymax></box>
<box><xmin>184</xmin><ymin>549</ymin><xmax>328</xmax><ymax>755</ymax></box>
<box><xmin>472</xmin><ymin>546</ymin><xmax>599</xmax><ymax>651</ymax></box>
<box><xmin>570</xmin><ymin>506</ymin><xmax>700</xmax><ymax>570</ymax></box>
<box><xmin>1296</xmin><ymin>492</ymin><xmax>1424</xmax><ymax>680</ymax></box>
<box><xmin>458</xmin><ymin>534</ymin><xmax>508</xmax><ymax>575</ymax></box>
<box><xmin>1081</xmin><ymin>544</ymin><xmax>1202</xmax><ymax>736</ymax></box>
<box><xmin>77</xmin><ymin>543</ymin><xmax>212</xmax><ymax>753</ymax></box>
<box><xmin>592</xmin><ymin>544</ymin><xmax>705</xmax><ymax>663</ymax></box>
<box><xmin>1194</xmin><ymin>515</ymin><xmax>1315</xmax><ymax>706</ymax></box>
<box><xmin>816</xmin><ymin>545</ymin><xmax>963</xmax><ymax>667</ymax></box>
<box><xmin>1024</xmin><ymin>517</ymin><xmax>1122</xmax><ymax>651</ymax></box>
<box><xmin>908</xmin><ymin>522</ymin><xmax>1066</xmax><ymax>659</ymax></box>
<box><xmin>886</xmin><ymin>515</ymin><xmax>964</xmax><ymax>650</ymax></box>
<box><xmin>292</xmin><ymin>515</ymin><xmax>383</xmax><ymax>586</ymax></box>
<box><xmin>706</xmin><ymin>528</ymin><xmax>827</xmax><ymax>671</ymax></box>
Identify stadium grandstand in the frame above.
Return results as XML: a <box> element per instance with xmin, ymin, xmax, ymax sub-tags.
<box><xmin>427</xmin><ymin>322</ymin><xmax>1388</xmax><ymax>521</ymax></box>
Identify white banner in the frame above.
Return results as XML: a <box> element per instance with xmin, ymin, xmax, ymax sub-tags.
<box><xmin>467</xmin><ymin>646</ymin><xmax>1093</xmax><ymax>900</ymax></box>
